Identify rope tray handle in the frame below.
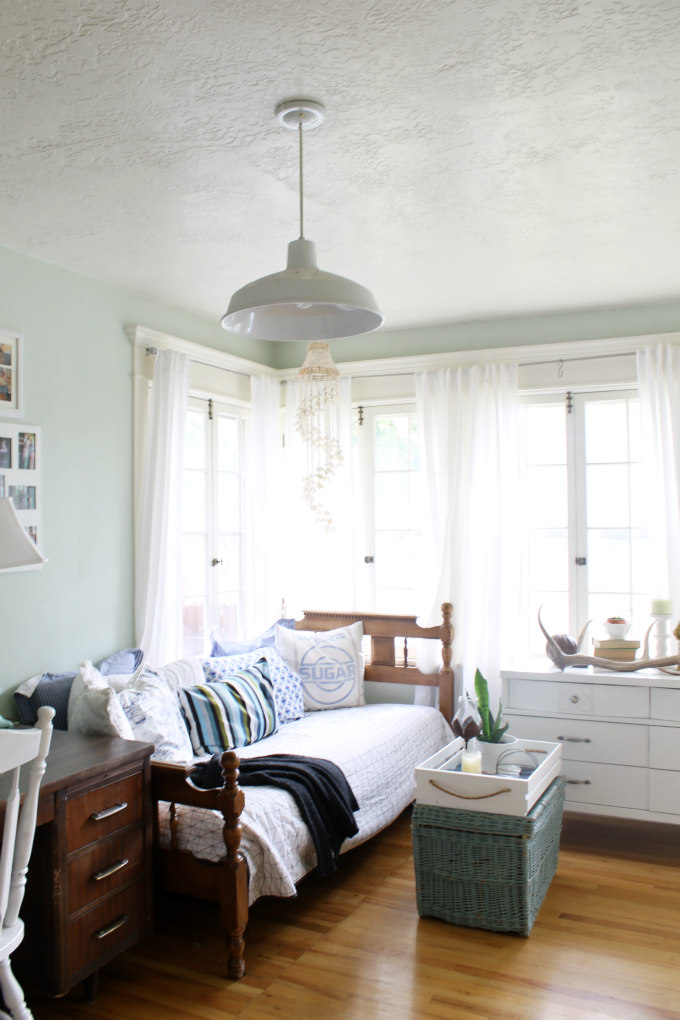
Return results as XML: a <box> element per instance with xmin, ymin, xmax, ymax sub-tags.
<box><xmin>428</xmin><ymin>778</ymin><xmax>512</xmax><ymax>800</ymax></box>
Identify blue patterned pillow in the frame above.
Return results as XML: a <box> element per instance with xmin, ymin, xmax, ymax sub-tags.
<box><xmin>200</xmin><ymin>647</ymin><xmax>305</xmax><ymax>723</ymax></box>
<box><xmin>178</xmin><ymin>660</ymin><xmax>278</xmax><ymax>755</ymax></box>
<box><xmin>209</xmin><ymin>618</ymin><xmax>295</xmax><ymax>656</ymax></box>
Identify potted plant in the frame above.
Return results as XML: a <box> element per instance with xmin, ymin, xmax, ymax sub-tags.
<box><xmin>473</xmin><ymin>668</ymin><xmax>517</xmax><ymax>773</ymax></box>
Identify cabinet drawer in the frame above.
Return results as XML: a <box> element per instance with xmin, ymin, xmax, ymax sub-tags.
<box><xmin>651</xmin><ymin>688</ymin><xmax>680</xmax><ymax>721</ymax></box>
<box><xmin>507</xmin><ymin>714</ymin><xmax>648</xmax><ymax>766</ymax></box>
<box><xmin>66</xmin><ymin>772</ymin><xmax>143</xmax><ymax>852</ymax></box>
<box><xmin>649</xmin><ymin>728</ymin><xmax>680</xmax><ymax>771</ymax></box>
<box><xmin>67</xmin><ymin>826</ymin><xmax>145</xmax><ymax>914</ymax></box>
<box><xmin>649</xmin><ymin>770</ymin><xmax>680</xmax><ymax>815</ymax></box>
<box><xmin>506</xmin><ymin>678</ymin><xmax>648</xmax><ymax>718</ymax></box>
<box><xmin>562</xmin><ymin>761</ymin><xmax>648</xmax><ymax>809</ymax></box>
<box><xmin>67</xmin><ymin>882</ymin><xmax>146</xmax><ymax>978</ymax></box>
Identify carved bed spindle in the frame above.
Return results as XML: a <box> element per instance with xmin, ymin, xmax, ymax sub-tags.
<box><xmin>217</xmin><ymin>750</ymin><xmax>248</xmax><ymax>980</ymax></box>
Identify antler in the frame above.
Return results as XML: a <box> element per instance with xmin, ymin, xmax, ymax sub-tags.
<box><xmin>539</xmin><ymin>608</ymin><xmax>680</xmax><ymax>672</ymax></box>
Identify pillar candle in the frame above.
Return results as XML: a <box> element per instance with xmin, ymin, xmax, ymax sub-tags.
<box><xmin>461</xmin><ymin>749</ymin><xmax>482</xmax><ymax>773</ymax></box>
<box><xmin>651</xmin><ymin>598</ymin><xmax>673</xmax><ymax>615</ymax></box>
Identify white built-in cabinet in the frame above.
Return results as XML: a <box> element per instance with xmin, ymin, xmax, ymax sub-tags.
<box><xmin>501</xmin><ymin>666</ymin><xmax>680</xmax><ymax>824</ymax></box>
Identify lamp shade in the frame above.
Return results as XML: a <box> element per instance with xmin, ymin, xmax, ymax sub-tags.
<box><xmin>221</xmin><ymin>239</ymin><xmax>384</xmax><ymax>342</ymax></box>
<box><xmin>0</xmin><ymin>497</ymin><xmax>46</xmax><ymax>571</ymax></box>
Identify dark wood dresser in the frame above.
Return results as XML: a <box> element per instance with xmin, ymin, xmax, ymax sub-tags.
<box><xmin>6</xmin><ymin>730</ymin><xmax>154</xmax><ymax>999</ymax></box>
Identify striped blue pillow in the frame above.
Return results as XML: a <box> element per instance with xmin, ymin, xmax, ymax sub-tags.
<box><xmin>178</xmin><ymin>660</ymin><xmax>278</xmax><ymax>755</ymax></box>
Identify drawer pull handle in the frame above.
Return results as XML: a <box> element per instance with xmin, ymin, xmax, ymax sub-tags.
<box><xmin>92</xmin><ymin>858</ymin><xmax>129</xmax><ymax>882</ymax></box>
<box><xmin>94</xmin><ymin>914</ymin><xmax>129</xmax><ymax>940</ymax></box>
<box><xmin>569</xmin><ymin>695</ymin><xmax>580</xmax><ymax>703</ymax></box>
<box><xmin>566</xmin><ymin>779</ymin><xmax>592</xmax><ymax>785</ymax></box>
<box><xmin>90</xmin><ymin>801</ymin><xmax>128</xmax><ymax>822</ymax></box>
<box><xmin>557</xmin><ymin>736</ymin><xmax>592</xmax><ymax>743</ymax></box>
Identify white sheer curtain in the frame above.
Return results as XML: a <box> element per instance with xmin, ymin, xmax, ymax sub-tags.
<box><xmin>636</xmin><ymin>343</ymin><xmax>680</xmax><ymax>615</ymax></box>
<box><xmin>135</xmin><ymin>349</ymin><xmax>190</xmax><ymax>666</ymax></box>
<box><xmin>416</xmin><ymin>363</ymin><xmax>522</xmax><ymax>708</ymax></box>
<box><xmin>245</xmin><ymin>375</ymin><xmax>285</xmax><ymax>633</ymax></box>
<box><xmin>281</xmin><ymin>376</ymin><xmax>356</xmax><ymax>616</ymax></box>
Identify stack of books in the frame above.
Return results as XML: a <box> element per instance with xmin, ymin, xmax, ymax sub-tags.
<box><xmin>593</xmin><ymin>638</ymin><xmax>640</xmax><ymax>661</ymax></box>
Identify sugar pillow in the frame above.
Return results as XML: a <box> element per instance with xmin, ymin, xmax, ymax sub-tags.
<box><xmin>178</xmin><ymin>660</ymin><xmax>278</xmax><ymax>755</ymax></box>
<box><xmin>201</xmin><ymin>647</ymin><xmax>305</xmax><ymax>723</ymax></box>
<box><xmin>118</xmin><ymin>669</ymin><xmax>194</xmax><ymax>763</ymax></box>
<box><xmin>67</xmin><ymin>661</ymin><xmax>135</xmax><ymax>739</ymax></box>
<box><xmin>275</xmin><ymin>621</ymin><xmax>365</xmax><ymax>711</ymax></box>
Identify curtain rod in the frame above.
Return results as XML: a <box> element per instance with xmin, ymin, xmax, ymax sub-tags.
<box><xmin>145</xmin><ymin>345</ymin><xmax>254</xmax><ymax>381</ymax></box>
<box><xmin>518</xmin><ymin>350</ymin><xmax>636</xmax><ymax>370</ymax></box>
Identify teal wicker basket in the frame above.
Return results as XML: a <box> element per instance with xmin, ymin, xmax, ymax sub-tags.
<box><xmin>412</xmin><ymin>774</ymin><xmax>566</xmax><ymax>935</ymax></box>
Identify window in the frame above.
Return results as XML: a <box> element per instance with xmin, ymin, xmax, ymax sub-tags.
<box><xmin>520</xmin><ymin>389</ymin><xmax>653</xmax><ymax>656</ymax></box>
<box><xmin>181</xmin><ymin>397</ymin><xmax>248</xmax><ymax>655</ymax></box>
<box><xmin>354</xmin><ymin>405</ymin><xmax>425</xmax><ymax>614</ymax></box>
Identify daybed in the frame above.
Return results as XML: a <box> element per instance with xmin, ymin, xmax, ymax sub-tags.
<box><xmin>150</xmin><ymin>605</ymin><xmax>454</xmax><ymax>979</ymax></box>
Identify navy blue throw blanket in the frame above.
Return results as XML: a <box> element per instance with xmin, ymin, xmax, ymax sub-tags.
<box><xmin>191</xmin><ymin>753</ymin><xmax>360</xmax><ymax>877</ymax></box>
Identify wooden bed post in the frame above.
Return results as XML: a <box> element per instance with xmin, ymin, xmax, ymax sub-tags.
<box><xmin>439</xmin><ymin>602</ymin><xmax>454</xmax><ymax>722</ymax></box>
<box><xmin>217</xmin><ymin>750</ymin><xmax>249</xmax><ymax>979</ymax></box>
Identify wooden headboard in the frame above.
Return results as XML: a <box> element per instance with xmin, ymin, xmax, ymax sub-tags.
<box><xmin>295</xmin><ymin>602</ymin><xmax>454</xmax><ymax>722</ymax></box>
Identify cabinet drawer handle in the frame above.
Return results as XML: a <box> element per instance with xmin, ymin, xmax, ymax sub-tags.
<box><xmin>92</xmin><ymin>858</ymin><xmax>129</xmax><ymax>882</ymax></box>
<box><xmin>94</xmin><ymin>913</ymin><xmax>129</xmax><ymax>940</ymax></box>
<box><xmin>566</xmin><ymin>779</ymin><xmax>591</xmax><ymax>785</ymax></box>
<box><xmin>557</xmin><ymin>736</ymin><xmax>592</xmax><ymax>743</ymax></box>
<box><xmin>90</xmin><ymin>801</ymin><xmax>128</xmax><ymax>822</ymax></box>
<box><xmin>569</xmin><ymin>695</ymin><xmax>580</xmax><ymax>703</ymax></box>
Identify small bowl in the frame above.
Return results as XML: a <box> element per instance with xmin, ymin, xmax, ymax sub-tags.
<box><xmin>604</xmin><ymin>621</ymin><xmax>631</xmax><ymax>639</ymax></box>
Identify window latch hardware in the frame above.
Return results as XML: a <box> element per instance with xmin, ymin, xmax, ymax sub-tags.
<box><xmin>364</xmin><ymin>555</ymin><xmax>374</xmax><ymax>564</ymax></box>
<box><xmin>575</xmin><ymin>556</ymin><xmax>586</xmax><ymax>566</ymax></box>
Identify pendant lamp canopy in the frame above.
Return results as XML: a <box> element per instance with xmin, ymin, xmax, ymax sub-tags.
<box><xmin>221</xmin><ymin>100</ymin><xmax>383</xmax><ymax>342</ymax></box>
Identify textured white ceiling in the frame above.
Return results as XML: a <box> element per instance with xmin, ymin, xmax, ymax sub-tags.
<box><xmin>1</xmin><ymin>0</ymin><xmax>679</xmax><ymax>333</ymax></box>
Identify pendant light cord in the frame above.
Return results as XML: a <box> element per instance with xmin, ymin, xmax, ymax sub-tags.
<box><xmin>298</xmin><ymin>115</ymin><xmax>304</xmax><ymax>239</ymax></box>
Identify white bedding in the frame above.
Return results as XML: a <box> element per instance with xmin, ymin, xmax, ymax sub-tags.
<box><xmin>157</xmin><ymin>702</ymin><xmax>452</xmax><ymax>904</ymax></box>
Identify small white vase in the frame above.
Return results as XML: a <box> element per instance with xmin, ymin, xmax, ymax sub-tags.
<box><xmin>472</xmin><ymin>734</ymin><xmax>519</xmax><ymax>775</ymax></box>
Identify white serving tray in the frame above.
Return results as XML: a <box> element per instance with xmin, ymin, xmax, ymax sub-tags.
<box><xmin>415</xmin><ymin>737</ymin><xmax>562</xmax><ymax>817</ymax></box>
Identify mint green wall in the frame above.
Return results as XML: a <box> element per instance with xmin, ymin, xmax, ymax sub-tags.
<box><xmin>0</xmin><ymin>245</ymin><xmax>273</xmax><ymax>721</ymax></box>
<box><xmin>1</xmin><ymin>242</ymin><xmax>678</xmax><ymax>721</ymax></box>
<box><xmin>272</xmin><ymin>302</ymin><xmax>680</xmax><ymax>369</ymax></box>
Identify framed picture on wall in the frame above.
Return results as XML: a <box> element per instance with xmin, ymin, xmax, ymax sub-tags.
<box><xmin>0</xmin><ymin>330</ymin><xmax>22</xmax><ymax>418</ymax></box>
<box><xmin>0</xmin><ymin>423</ymin><xmax>43</xmax><ymax>568</ymax></box>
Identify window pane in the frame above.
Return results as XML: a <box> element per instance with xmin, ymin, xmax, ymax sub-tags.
<box><xmin>217</xmin><ymin>472</ymin><xmax>240</xmax><ymax>531</ymax></box>
<box><xmin>217</xmin><ymin>533</ymin><xmax>240</xmax><ymax>590</ymax></box>
<box><xmin>587</xmin><ymin>529</ymin><xmax>630</xmax><ymax>592</ymax></box>
<box><xmin>218</xmin><ymin>415</ymin><xmax>239</xmax><ymax>471</ymax></box>
<box><xmin>586</xmin><ymin>464</ymin><xmax>630</xmax><ymax>528</ymax></box>
<box><xmin>374</xmin><ymin>415</ymin><xmax>411</xmax><ymax>471</ymax></box>
<box><xmin>184</xmin><ymin>410</ymin><xmax>206</xmax><ymax>469</ymax></box>
<box><xmin>182</xmin><ymin>597</ymin><xmax>205</xmax><ymax>657</ymax></box>
<box><xmin>526</xmin><ymin>466</ymin><xmax>567</xmax><ymax>528</ymax></box>
<box><xmin>585</xmin><ymin>401</ymin><xmax>629</xmax><ymax>462</ymax></box>
<box><xmin>182</xmin><ymin>534</ymin><xmax>206</xmax><ymax>595</ymax></box>
<box><xmin>182</xmin><ymin>469</ymin><xmax>206</xmax><ymax>532</ymax></box>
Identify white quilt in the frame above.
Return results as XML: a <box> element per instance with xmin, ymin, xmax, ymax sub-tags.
<box><xmin>157</xmin><ymin>703</ymin><xmax>452</xmax><ymax>904</ymax></box>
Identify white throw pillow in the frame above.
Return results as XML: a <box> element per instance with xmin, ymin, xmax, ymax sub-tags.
<box><xmin>67</xmin><ymin>661</ymin><xmax>135</xmax><ymax>739</ymax></box>
<box><xmin>152</xmin><ymin>657</ymin><xmax>205</xmax><ymax>691</ymax></box>
<box><xmin>275</xmin><ymin>621</ymin><xmax>365</xmax><ymax>711</ymax></box>
<box><xmin>118</xmin><ymin>669</ymin><xmax>194</xmax><ymax>763</ymax></box>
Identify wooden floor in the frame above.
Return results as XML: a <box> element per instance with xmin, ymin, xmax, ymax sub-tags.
<box><xmin>29</xmin><ymin>809</ymin><xmax>680</xmax><ymax>1020</ymax></box>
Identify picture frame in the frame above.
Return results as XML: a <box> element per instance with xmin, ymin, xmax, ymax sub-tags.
<box><xmin>0</xmin><ymin>423</ymin><xmax>43</xmax><ymax>570</ymax></box>
<box><xmin>0</xmin><ymin>329</ymin><xmax>22</xmax><ymax>418</ymax></box>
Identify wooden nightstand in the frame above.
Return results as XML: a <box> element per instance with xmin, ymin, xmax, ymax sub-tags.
<box><xmin>6</xmin><ymin>730</ymin><xmax>154</xmax><ymax>1000</ymax></box>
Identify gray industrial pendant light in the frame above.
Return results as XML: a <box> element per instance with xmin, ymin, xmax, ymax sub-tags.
<box><xmin>221</xmin><ymin>99</ymin><xmax>383</xmax><ymax>342</ymax></box>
